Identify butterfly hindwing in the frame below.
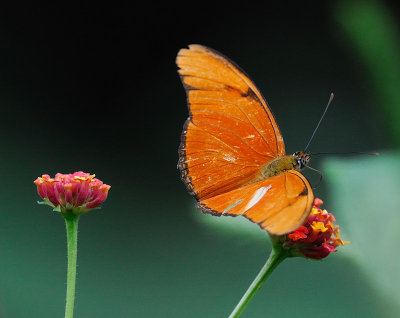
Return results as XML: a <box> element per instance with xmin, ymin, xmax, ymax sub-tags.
<box><xmin>198</xmin><ymin>170</ymin><xmax>314</xmax><ymax>235</ymax></box>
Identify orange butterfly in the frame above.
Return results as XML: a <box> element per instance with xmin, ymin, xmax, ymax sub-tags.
<box><xmin>176</xmin><ymin>44</ymin><xmax>314</xmax><ymax>235</ymax></box>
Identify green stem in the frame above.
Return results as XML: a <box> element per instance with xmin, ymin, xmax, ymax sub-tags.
<box><xmin>63</xmin><ymin>213</ymin><xmax>79</xmax><ymax>318</ymax></box>
<box><xmin>228</xmin><ymin>244</ymin><xmax>287</xmax><ymax>318</ymax></box>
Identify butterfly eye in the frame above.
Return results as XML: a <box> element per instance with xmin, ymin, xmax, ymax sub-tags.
<box><xmin>293</xmin><ymin>151</ymin><xmax>310</xmax><ymax>170</ymax></box>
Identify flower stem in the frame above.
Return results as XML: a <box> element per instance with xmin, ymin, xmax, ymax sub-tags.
<box><xmin>63</xmin><ymin>213</ymin><xmax>79</xmax><ymax>318</ymax></box>
<box><xmin>228</xmin><ymin>244</ymin><xmax>287</xmax><ymax>318</ymax></box>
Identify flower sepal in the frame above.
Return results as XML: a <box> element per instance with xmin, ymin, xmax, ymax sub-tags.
<box><xmin>67</xmin><ymin>205</ymin><xmax>102</xmax><ymax>215</ymax></box>
<box><xmin>37</xmin><ymin>198</ymin><xmax>56</xmax><ymax>208</ymax></box>
<box><xmin>36</xmin><ymin>192</ymin><xmax>104</xmax><ymax>215</ymax></box>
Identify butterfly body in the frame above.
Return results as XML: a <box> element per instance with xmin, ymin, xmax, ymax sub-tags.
<box><xmin>255</xmin><ymin>155</ymin><xmax>298</xmax><ymax>182</ymax></box>
<box><xmin>177</xmin><ymin>44</ymin><xmax>314</xmax><ymax>235</ymax></box>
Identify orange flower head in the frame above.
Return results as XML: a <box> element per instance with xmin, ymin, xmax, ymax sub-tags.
<box><xmin>34</xmin><ymin>171</ymin><xmax>111</xmax><ymax>214</ymax></box>
<box><xmin>278</xmin><ymin>198</ymin><xmax>348</xmax><ymax>260</ymax></box>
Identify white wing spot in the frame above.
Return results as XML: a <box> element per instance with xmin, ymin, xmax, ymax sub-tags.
<box><xmin>223</xmin><ymin>154</ymin><xmax>236</xmax><ymax>162</ymax></box>
<box><xmin>243</xmin><ymin>185</ymin><xmax>272</xmax><ymax>213</ymax></box>
<box><xmin>185</xmin><ymin>158</ymin><xmax>200</xmax><ymax>163</ymax></box>
<box><xmin>222</xmin><ymin>199</ymin><xmax>243</xmax><ymax>215</ymax></box>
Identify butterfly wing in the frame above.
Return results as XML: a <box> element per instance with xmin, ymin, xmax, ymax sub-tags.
<box><xmin>199</xmin><ymin>170</ymin><xmax>314</xmax><ymax>235</ymax></box>
<box><xmin>177</xmin><ymin>45</ymin><xmax>313</xmax><ymax>235</ymax></box>
<box><xmin>177</xmin><ymin>44</ymin><xmax>285</xmax><ymax>201</ymax></box>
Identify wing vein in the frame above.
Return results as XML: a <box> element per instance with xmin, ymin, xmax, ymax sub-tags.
<box><xmin>186</xmin><ymin>159</ymin><xmax>260</xmax><ymax>169</ymax></box>
<box><xmin>206</xmin><ymin>51</ymin><xmax>281</xmax><ymax>154</ymax></box>
<box><xmin>192</xmin><ymin>95</ymin><xmax>275</xmax><ymax>155</ymax></box>
<box><xmin>191</xmin><ymin>109</ymin><xmax>247</xmax><ymax>123</ymax></box>
<box><xmin>193</xmin><ymin>119</ymin><xmax>271</xmax><ymax>158</ymax></box>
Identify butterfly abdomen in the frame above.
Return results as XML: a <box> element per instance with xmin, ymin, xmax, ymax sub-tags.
<box><xmin>254</xmin><ymin>155</ymin><xmax>297</xmax><ymax>182</ymax></box>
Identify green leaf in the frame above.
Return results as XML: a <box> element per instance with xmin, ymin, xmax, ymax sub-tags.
<box><xmin>324</xmin><ymin>151</ymin><xmax>400</xmax><ymax>314</ymax></box>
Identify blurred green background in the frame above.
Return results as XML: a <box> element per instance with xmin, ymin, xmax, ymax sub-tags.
<box><xmin>0</xmin><ymin>1</ymin><xmax>398</xmax><ymax>317</ymax></box>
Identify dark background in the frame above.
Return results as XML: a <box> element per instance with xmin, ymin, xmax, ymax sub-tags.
<box><xmin>0</xmin><ymin>1</ymin><xmax>397</xmax><ymax>317</ymax></box>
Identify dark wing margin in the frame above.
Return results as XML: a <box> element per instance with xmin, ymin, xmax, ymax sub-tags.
<box><xmin>178</xmin><ymin>118</ymin><xmax>198</xmax><ymax>199</ymax></box>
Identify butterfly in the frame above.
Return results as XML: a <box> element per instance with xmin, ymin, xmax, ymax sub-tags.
<box><xmin>176</xmin><ymin>44</ymin><xmax>314</xmax><ymax>235</ymax></box>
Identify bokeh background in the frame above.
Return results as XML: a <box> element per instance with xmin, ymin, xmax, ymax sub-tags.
<box><xmin>0</xmin><ymin>1</ymin><xmax>399</xmax><ymax>317</ymax></box>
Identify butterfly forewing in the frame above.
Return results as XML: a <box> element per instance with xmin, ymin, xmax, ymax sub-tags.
<box><xmin>177</xmin><ymin>45</ymin><xmax>284</xmax><ymax>198</ymax></box>
<box><xmin>177</xmin><ymin>45</ymin><xmax>284</xmax><ymax>157</ymax></box>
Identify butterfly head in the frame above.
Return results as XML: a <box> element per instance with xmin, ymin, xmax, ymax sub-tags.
<box><xmin>293</xmin><ymin>151</ymin><xmax>311</xmax><ymax>170</ymax></box>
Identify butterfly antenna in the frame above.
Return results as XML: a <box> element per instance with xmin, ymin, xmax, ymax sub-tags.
<box><xmin>311</xmin><ymin>151</ymin><xmax>379</xmax><ymax>156</ymax></box>
<box><xmin>304</xmin><ymin>93</ymin><xmax>334</xmax><ymax>152</ymax></box>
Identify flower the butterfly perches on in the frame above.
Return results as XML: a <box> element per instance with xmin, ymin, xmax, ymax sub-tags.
<box><xmin>272</xmin><ymin>198</ymin><xmax>349</xmax><ymax>260</ymax></box>
<box><xmin>229</xmin><ymin>198</ymin><xmax>348</xmax><ymax>318</ymax></box>
<box><xmin>34</xmin><ymin>171</ymin><xmax>111</xmax><ymax>214</ymax></box>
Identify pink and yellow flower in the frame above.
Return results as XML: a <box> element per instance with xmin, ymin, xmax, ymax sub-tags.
<box><xmin>34</xmin><ymin>171</ymin><xmax>111</xmax><ymax>214</ymax></box>
<box><xmin>279</xmin><ymin>198</ymin><xmax>348</xmax><ymax>260</ymax></box>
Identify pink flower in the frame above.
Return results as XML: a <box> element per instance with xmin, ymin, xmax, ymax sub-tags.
<box><xmin>34</xmin><ymin>171</ymin><xmax>111</xmax><ymax>214</ymax></box>
<box><xmin>277</xmin><ymin>198</ymin><xmax>348</xmax><ymax>260</ymax></box>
